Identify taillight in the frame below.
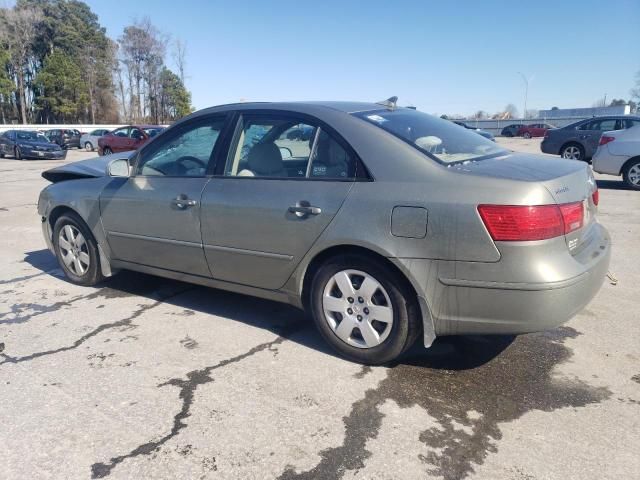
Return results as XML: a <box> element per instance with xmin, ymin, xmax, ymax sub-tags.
<box><xmin>599</xmin><ymin>135</ymin><xmax>615</xmax><ymax>146</ymax></box>
<box><xmin>478</xmin><ymin>203</ymin><xmax>583</xmax><ymax>241</ymax></box>
<box><xmin>592</xmin><ymin>187</ymin><xmax>599</xmax><ymax>206</ymax></box>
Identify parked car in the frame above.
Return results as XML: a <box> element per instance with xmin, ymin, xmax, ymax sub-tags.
<box><xmin>0</xmin><ymin>129</ymin><xmax>66</xmax><ymax>160</ymax></box>
<box><xmin>541</xmin><ymin>116</ymin><xmax>640</xmax><ymax>161</ymax></box>
<box><xmin>501</xmin><ymin>124</ymin><xmax>524</xmax><ymax>137</ymax></box>
<box><xmin>98</xmin><ymin>125</ymin><xmax>164</xmax><ymax>155</ymax></box>
<box><xmin>38</xmin><ymin>101</ymin><xmax>609</xmax><ymax>365</ymax></box>
<box><xmin>80</xmin><ymin>129</ymin><xmax>111</xmax><ymax>152</ymax></box>
<box><xmin>452</xmin><ymin>121</ymin><xmax>495</xmax><ymax>141</ymax></box>
<box><xmin>46</xmin><ymin>128</ymin><xmax>82</xmax><ymax>149</ymax></box>
<box><xmin>592</xmin><ymin>125</ymin><xmax>640</xmax><ymax>189</ymax></box>
<box><xmin>518</xmin><ymin>123</ymin><xmax>555</xmax><ymax>139</ymax></box>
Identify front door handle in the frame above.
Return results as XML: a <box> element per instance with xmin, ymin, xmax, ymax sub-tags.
<box><xmin>173</xmin><ymin>194</ymin><xmax>198</xmax><ymax>209</ymax></box>
<box><xmin>288</xmin><ymin>201</ymin><xmax>321</xmax><ymax>217</ymax></box>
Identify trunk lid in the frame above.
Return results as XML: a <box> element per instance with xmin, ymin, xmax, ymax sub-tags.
<box><xmin>453</xmin><ymin>152</ymin><xmax>598</xmax><ymax>253</ymax></box>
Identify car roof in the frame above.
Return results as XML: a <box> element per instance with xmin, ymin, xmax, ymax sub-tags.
<box><xmin>196</xmin><ymin>101</ymin><xmax>386</xmax><ymax>116</ymax></box>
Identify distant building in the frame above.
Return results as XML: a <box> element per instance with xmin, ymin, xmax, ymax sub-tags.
<box><xmin>539</xmin><ymin>105</ymin><xmax>631</xmax><ymax>119</ymax></box>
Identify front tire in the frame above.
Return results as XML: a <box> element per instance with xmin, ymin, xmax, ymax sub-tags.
<box><xmin>523</xmin><ymin>132</ymin><xmax>532</xmax><ymax>139</ymax></box>
<box><xmin>14</xmin><ymin>146</ymin><xmax>22</xmax><ymax>160</ymax></box>
<box><xmin>622</xmin><ymin>159</ymin><xmax>640</xmax><ymax>190</ymax></box>
<box><xmin>53</xmin><ymin>213</ymin><xmax>105</xmax><ymax>286</ymax></box>
<box><xmin>310</xmin><ymin>254</ymin><xmax>420</xmax><ymax>365</ymax></box>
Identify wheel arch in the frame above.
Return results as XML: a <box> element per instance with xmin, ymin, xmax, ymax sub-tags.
<box><xmin>620</xmin><ymin>155</ymin><xmax>640</xmax><ymax>176</ymax></box>
<box><xmin>299</xmin><ymin>244</ymin><xmax>434</xmax><ymax>347</ymax></box>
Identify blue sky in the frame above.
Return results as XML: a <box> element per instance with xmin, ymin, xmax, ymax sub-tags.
<box><xmin>84</xmin><ymin>0</ymin><xmax>639</xmax><ymax>116</ymax></box>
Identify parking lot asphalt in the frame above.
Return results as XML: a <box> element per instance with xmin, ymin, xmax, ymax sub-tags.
<box><xmin>1</xmin><ymin>139</ymin><xmax>639</xmax><ymax>480</ymax></box>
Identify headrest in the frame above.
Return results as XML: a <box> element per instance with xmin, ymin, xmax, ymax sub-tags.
<box><xmin>247</xmin><ymin>143</ymin><xmax>283</xmax><ymax>175</ymax></box>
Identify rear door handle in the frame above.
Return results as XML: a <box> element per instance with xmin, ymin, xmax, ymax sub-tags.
<box><xmin>173</xmin><ymin>194</ymin><xmax>198</xmax><ymax>209</ymax></box>
<box><xmin>288</xmin><ymin>201</ymin><xmax>321</xmax><ymax>217</ymax></box>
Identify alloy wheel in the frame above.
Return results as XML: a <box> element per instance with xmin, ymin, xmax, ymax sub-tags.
<box><xmin>562</xmin><ymin>146</ymin><xmax>582</xmax><ymax>160</ymax></box>
<box><xmin>58</xmin><ymin>224</ymin><xmax>90</xmax><ymax>276</ymax></box>
<box><xmin>627</xmin><ymin>162</ymin><xmax>640</xmax><ymax>187</ymax></box>
<box><xmin>322</xmin><ymin>269</ymin><xmax>394</xmax><ymax>349</ymax></box>
<box><xmin>85</xmin><ymin>142</ymin><xmax>93</xmax><ymax>151</ymax></box>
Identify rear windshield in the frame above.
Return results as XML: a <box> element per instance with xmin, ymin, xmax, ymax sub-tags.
<box><xmin>353</xmin><ymin>108</ymin><xmax>507</xmax><ymax>164</ymax></box>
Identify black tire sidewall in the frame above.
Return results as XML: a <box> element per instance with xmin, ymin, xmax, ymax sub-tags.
<box><xmin>310</xmin><ymin>255</ymin><xmax>418</xmax><ymax>365</ymax></box>
<box><xmin>14</xmin><ymin>147</ymin><xmax>21</xmax><ymax>160</ymax></box>
<box><xmin>52</xmin><ymin>213</ymin><xmax>103</xmax><ymax>286</ymax></box>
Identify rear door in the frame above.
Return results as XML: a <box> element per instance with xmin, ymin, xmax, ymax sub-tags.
<box><xmin>100</xmin><ymin>114</ymin><xmax>229</xmax><ymax>276</ymax></box>
<box><xmin>200</xmin><ymin>111</ymin><xmax>359</xmax><ymax>290</ymax></box>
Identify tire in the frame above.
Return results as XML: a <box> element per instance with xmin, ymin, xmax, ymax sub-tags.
<box><xmin>14</xmin><ymin>146</ymin><xmax>22</xmax><ymax>160</ymax></box>
<box><xmin>85</xmin><ymin>142</ymin><xmax>93</xmax><ymax>152</ymax></box>
<box><xmin>622</xmin><ymin>158</ymin><xmax>640</xmax><ymax>190</ymax></box>
<box><xmin>52</xmin><ymin>212</ymin><xmax>105</xmax><ymax>286</ymax></box>
<box><xmin>309</xmin><ymin>254</ymin><xmax>421</xmax><ymax>365</ymax></box>
<box><xmin>523</xmin><ymin>132</ymin><xmax>532</xmax><ymax>139</ymax></box>
<box><xmin>560</xmin><ymin>143</ymin><xmax>585</xmax><ymax>161</ymax></box>
<box><xmin>103</xmin><ymin>147</ymin><xmax>112</xmax><ymax>156</ymax></box>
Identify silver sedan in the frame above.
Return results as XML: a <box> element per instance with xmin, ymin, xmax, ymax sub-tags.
<box><xmin>37</xmin><ymin>100</ymin><xmax>610</xmax><ymax>364</ymax></box>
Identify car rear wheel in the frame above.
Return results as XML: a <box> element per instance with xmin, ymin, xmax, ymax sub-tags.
<box><xmin>561</xmin><ymin>144</ymin><xmax>585</xmax><ymax>161</ymax></box>
<box><xmin>53</xmin><ymin>213</ymin><xmax>105</xmax><ymax>286</ymax></box>
<box><xmin>14</xmin><ymin>146</ymin><xmax>22</xmax><ymax>160</ymax></box>
<box><xmin>622</xmin><ymin>159</ymin><xmax>640</xmax><ymax>190</ymax></box>
<box><xmin>523</xmin><ymin>132</ymin><xmax>532</xmax><ymax>139</ymax></box>
<box><xmin>103</xmin><ymin>147</ymin><xmax>112</xmax><ymax>156</ymax></box>
<box><xmin>310</xmin><ymin>254</ymin><xmax>420</xmax><ymax>365</ymax></box>
<box><xmin>85</xmin><ymin>142</ymin><xmax>93</xmax><ymax>151</ymax></box>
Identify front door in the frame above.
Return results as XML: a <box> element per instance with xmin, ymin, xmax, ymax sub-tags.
<box><xmin>201</xmin><ymin>112</ymin><xmax>358</xmax><ymax>290</ymax></box>
<box><xmin>100</xmin><ymin>115</ymin><xmax>229</xmax><ymax>276</ymax></box>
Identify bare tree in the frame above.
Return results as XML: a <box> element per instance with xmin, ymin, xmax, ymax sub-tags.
<box><xmin>172</xmin><ymin>38</ymin><xmax>187</xmax><ymax>84</ymax></box>
<box><xmin>1</xmin><ymin>6</ymin><xmax>42</xmax><ymax>123</ymax></box>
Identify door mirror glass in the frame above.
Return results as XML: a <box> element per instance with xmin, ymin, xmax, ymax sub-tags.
<box><xmin>108</xmin><ymin>158</ymin><xmax>130</xmax><ymax>177</ymax></box>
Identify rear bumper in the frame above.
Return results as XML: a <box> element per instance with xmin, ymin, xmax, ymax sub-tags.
<box><xmin>395</xmin><ymin>223</ymin><xmax>611</xmax><ymax>338</ymax></box>
<box><xmin>540</xmin><ymin>139</ymin><xmax>559</xmax><ymax>155</ymax></box>
<box><xmin>592</xmin><ymin>148</ymin><xmax>626</xmax><ymax>176</ymax></box>
<box><xmin>434</xmin><ymin>224</ymin><xmax>610</xmax><ymax>335</ymax></box>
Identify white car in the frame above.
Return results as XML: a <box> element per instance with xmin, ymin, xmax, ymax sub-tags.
<box><xmin>592</xmin><ymin>125</ymin><xmax>640</xmax><ymax>189</ymax></box>
<box><xmin>80</xmin><ymin>128</ymin><xmax>111</xmax><ymax>152</ymax></box>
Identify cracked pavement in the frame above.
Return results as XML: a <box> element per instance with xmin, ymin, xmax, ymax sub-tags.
<box><xmin>1</xmin><ymin>142</ymin><xmax>639</xmax><ymax>479</ymax></box>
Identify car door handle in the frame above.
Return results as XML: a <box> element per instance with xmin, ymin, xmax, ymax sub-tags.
<box><xmin>172</xmin><ymin>194</ymin><xmax>198</xmax><ymax>209</ymax></box>
<box><xmin>288</xmin><ymin>201</ymin><xmax>321</xmax><ymax>217</ymax></box>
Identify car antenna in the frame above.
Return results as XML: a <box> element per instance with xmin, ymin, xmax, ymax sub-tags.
<box><xmin>376</xmin><ymin>96</ymin><xmax>398</xmax><ymax>110</ymax></box>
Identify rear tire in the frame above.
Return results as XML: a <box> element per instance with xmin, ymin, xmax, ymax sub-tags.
<box><xmin>53</xmin><ymin>212</ymin><xmax>105</xmax><ymax>286</ymax></box>
<box><xmin>523</xmin><ymin>132</ymin><xmax>532</xmax><ymax>139</ymax></box>
<box><xmin>622</xmin><ymin>158</ymin><xmax>640</xmax><ymax>190</ymax></box>
<box><xmin>103</xmin><ymin>147</ymin><xmax>112</xmax><ymax>156</ymax></box>
<box><xmin>309</xmin><ymin>254</ymin><xmax>421</xmax><ymax>365</ymax></box>
<box><xmin>560</xmin><ymin>143</ymin><xmax>585</xmax><ymax>161</ymax></box>
<box><xmin>85</xmin><ymin>142</ymin><xmax>93</xmax><ymax>151</ymax></box>
<box><xmin>14</xmin><ymin>146</ymin><xmax>22</xmax><ymax>160</ymax></box>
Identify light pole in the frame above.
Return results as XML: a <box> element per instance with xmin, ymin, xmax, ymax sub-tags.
<box><xmin>517</xmin><ymin>72</ymin><xmax>533</xmax><ymax>119</ymax></box>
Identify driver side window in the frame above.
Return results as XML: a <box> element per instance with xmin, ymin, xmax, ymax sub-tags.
<box><xmin>136</xmin><ymin>117</ymin><xmax>226</xmax><ymax>177</ymax></box>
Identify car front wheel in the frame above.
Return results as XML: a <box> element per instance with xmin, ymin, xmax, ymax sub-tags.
<box><xmin>53</xmin><ymin>213</ymin><xmax>105</xmax><ymax>286</ymax></box>
<box><xmin>622</xmin><ymin>159</ymin><xmax>640</xmax><ymax>190</ymax></box>
<box><xmin>310</xmin><ymin>254</ymin><xmax>420</xmax><ymax>365</ymax></box>
<box><xmin>14</xmin><ymin>146</ymin><xmax>22</xmax><ymax>160</ymax></box>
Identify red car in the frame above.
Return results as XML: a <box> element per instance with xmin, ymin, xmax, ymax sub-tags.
<box><xmin>517</xmin><ymin>123</ymin><xmax>555</xmax><ymax>139</ymax></box>
<box><xmin>98</xmin><ymin>125</ymin><xmax>164</xmax><ymax>155</ymax></box>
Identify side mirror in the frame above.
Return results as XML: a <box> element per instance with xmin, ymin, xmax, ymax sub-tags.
<box><xmin>279</xmin><ymin>146</ymin><xmax>293</xmax><ymax>159</ymax></box>
<box><xmin>108</xmin><ymin>158</ymin><xmax>130</xmax><ymax>177</ymax></box>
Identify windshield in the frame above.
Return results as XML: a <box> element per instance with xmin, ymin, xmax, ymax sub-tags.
<box><xmin>354</xmin><ymin>109</ymin><xmax>507</xmax><ymax>164</ymax></box>
<box><xmin>16</xmin><ymin>131</ymin><xmax>49</xmax><ymax>142</ymax></box>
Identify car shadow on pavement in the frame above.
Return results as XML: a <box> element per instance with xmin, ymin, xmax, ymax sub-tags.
<box><xmin>22</xmin><ymin>248</ymin><xmax>514</xmax><ymax>370</ymax></box>
<box><xmin>596</xmin><ymin>179</ymin><xmax>634</xmax><ymax>190</ymax></box>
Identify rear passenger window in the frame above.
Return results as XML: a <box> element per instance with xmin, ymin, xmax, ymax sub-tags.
<box><xmin>224</xmin><ymin>114</ymin><xmax>357</xmax><ymax>180</ymax></box>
